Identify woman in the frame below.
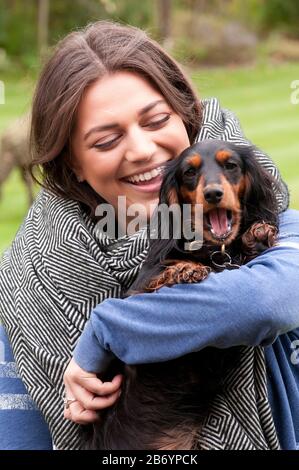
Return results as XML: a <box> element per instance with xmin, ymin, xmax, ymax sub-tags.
<box><xmin>0</xmin><ymin>20</ymin><xmax>298</xmax><ymax>450</ymax></box>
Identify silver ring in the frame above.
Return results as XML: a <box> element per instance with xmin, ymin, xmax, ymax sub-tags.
<box><xmin>63</xmin><ymin>396</ymin><xmax>77</xmax><ymax>409</ymax></box>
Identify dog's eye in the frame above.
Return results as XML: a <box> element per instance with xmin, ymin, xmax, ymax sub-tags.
<box><xmin>184</xmin><ymin>167</ymin><xmax>196</xmax><ymax>176</ymax></box>
<box><xmin>224</xmin><ymin>161</ymin><xmax>238</xmax><ymax>170</ymax></box>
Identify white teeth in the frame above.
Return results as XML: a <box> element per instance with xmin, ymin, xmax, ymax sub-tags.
<box><xmin>144</xmin><ymin>172</ymin><xmax>152</xmax><ymax>181</ymax></box>
<box><xmin>126</xmin><ymin>166</ymin><xmax>164</xmax><ymax>183</ymax></box>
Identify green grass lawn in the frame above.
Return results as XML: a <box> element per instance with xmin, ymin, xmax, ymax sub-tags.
<box><xmin>0</xmin><ymin>62</ymin><xmax>299</xmax><ymax>255</ymax></box>
<box><xmin>193</xmin><ymin>62</ymin><xmax>299</xmax><ymax>208</ymax></box>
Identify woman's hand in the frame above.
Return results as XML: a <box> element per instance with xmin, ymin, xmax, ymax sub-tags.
<box><xmin>63</xmin><ymin>358</ymin><xmax>123</xmax><ymax>424</ymax></box>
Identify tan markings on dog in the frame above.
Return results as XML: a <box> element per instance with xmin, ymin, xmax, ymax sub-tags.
<box><xmin>168</xmin><ymin>187</ymin><xmax>179</xmax><ymax>205</ymax></box>
<box><xmin>233</xmin><ymin>174</ymin><xmax>246</xmax><ymax>198</ymax></box>
<box><xmin>181</xmin><ymin>187</ymin><xmax>196</xmax><ymax>203</ymax></box>
<box><xmin>186</xmin><ymin>153</ymin><xmax>202</xmax><ymax>168</ymax></box>
<box><xmin>216</xmin><ymin>150</ymin><xmax>232</xmax><ymax>163</ymax></box>
<box><xmin>181</xmin><ymin>175</ymin><xmax>205</xmax><ymax>205</ymax></box>
<box><xmin>242</xmin><ymin>174</ymin><xmax>252</xmax><ymax>198</ymax></box>
<box><xmin>241</xmin><ymin>222</ymin><xmax>278</xmax><ymax>262</ymax></box>
<box><xmin>218</xmin><ymin>174</ymin><xmax>239</xmax><ymax>209</ymax></box>
<box><xmin>194</xmin><ymin>175</ymin><xmax>205</xmax><ymax>204</ymax></box>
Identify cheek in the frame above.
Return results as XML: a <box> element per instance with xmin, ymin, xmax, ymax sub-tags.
<box><xmin>168</xmin><ymin>118</ymin><xmax>190</xmax><ymax>151</ymax></box>
<box><xmin>236</xmin><ymin>175</ymin><xmax>247</xmax><ymax>197</ymax></box>
<box><xmin>83</xmin><ymin>152</ymin><xmax>118</xmax><ymax>183</ymax></box>
<box><xmin>220</xmin><ymin>175</ymin><xmax>240</xmax><ymax>206</ymax></box>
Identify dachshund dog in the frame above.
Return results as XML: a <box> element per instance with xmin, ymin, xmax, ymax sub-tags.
<box><xmin>84</xmin><ymin>140</ymin><xmax>278</xmax><ymax>450</ymax></box>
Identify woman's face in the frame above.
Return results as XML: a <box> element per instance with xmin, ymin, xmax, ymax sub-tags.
<box><xmin>71</xmin><ymin>71</ymin><xmax>190</xmax><ymax>222</ymax></box>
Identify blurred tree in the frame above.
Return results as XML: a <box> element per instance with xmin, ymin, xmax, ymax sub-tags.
<box><xmin>228</xmin><ymin>0</ymin><xmax>299</xmax><ymax>38</ymax></box>
<box><xmin>38</xmin><ymin>0</ymin><xmax>49</xmax><ymax>58</ymax></box>
<box><xmin>156</xmin><ymin>0</ymin><xmax>172</xmax><ymax>44</ymax></box>
<box><xmin>47</xmin><ymin>0</ymin><xmax>107</xmax><ymax>45</ymax></box>
<box><xmin>258</xmin><ymin>0</ymin><xmax>299</xmax><ymax>37</ymax></box>
<box><xmin>0</xmin><ymin>0</ymin><xmax>154</xmax><ymax>65</ymax></box>
<box><xmin>0</xmin><ymin>0</ymin><xmax>37</xmax><ymax>60</ymax></box>
<box><xmin>110</xmin><ymin>0</ymin><xmax>152</xmax><ymax>29</ymax></box>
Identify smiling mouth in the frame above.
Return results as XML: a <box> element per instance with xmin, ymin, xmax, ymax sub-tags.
<box><xmin>204</xmin><ymin>208</ymin><xmax>234</xmax><ymax>241</ymax></box>
<box><xmin>122</xmin><ymin>162</ymin><xmax>169</xmax><ymax>186</ymax></box>
<box><xmin>125</xmin><ymin>173</ymin><xmax>162</xmax><ymax>186</ymax></box>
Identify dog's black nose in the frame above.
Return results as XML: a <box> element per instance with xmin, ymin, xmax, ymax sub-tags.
<box><xmin>203</xmin><ymin>187</ymin><xmax>224</xmax><ymax>204</ymax></box>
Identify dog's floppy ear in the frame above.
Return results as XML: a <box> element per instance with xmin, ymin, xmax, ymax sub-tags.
<box><xmin>239</xmin><ymin>146</ymin><xmax>278</xmax><ymax>227</ymax></box>
<box><xmin>147</xmin><ymin>167</ymin><xmax>181</xmax><ymax>261</ymax></box>
<box><xmin>160</xmin><ymin>162</ymin><xmax>180</xmax><ymax>206</ymax></box>
<box><xmin>128</xmin><ymin>169</ymin><xmax>181</xmax><ymax>294</ymax></box>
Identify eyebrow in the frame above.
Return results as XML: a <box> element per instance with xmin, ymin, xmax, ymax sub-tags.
<box><xmin>83</xmin><ymin>99</ymin><xmax>166</xmax><ymax>141</ymax></box>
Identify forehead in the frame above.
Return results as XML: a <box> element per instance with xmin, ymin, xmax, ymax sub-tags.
<box><xmin>184</xmin><ymin>142</ymin><xmax>240</xmax><ymax>167</ymax></box>
<box><xmin>76</xmin><ymin>72</ymin><xmax>165</xmax><ymax>128</ymax></box>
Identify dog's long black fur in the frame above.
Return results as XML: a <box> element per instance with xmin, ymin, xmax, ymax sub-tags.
<box><xmin>83</xmin><ymin>140</ymin><xmax>279</xmax><ymax>450</ymax></box>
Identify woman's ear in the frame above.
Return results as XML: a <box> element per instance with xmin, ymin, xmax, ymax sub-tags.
<box><xmin>66</xmin><ymin>143</ymin><xmax>85</xmax><ymax>183</ymax></box>
<box><xmin>71</xmin><ymin>162</ymin><xmax>84</xmax><ymax>183</ymax></box>
<box><xmin>76</xmin><ymin>173</ymin><xmax>84</xmax><ymax>183</ymax></box>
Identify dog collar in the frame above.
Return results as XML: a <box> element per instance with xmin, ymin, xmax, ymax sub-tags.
<box><xmin>210</xmin><ymin>244</ymin><xmax>240</xmax><ymax>270</ymax></box>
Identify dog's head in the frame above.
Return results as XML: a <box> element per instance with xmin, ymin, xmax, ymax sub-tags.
<box><xmin>160</xmin><ymin>139</ymin><xmax>278</xmax><ymax>246</ymax></box>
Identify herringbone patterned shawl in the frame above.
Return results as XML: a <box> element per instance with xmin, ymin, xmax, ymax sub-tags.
<box><xmin>0</xmin><ymin>98</ymin><xmax>286</xmax><ymax>449</ymax></box>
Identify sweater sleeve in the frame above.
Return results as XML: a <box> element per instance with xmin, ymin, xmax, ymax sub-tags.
<box><xmin>73</xmin><ymin>209</ymin><xmax>299</xmax><ymax>373</ymax></box>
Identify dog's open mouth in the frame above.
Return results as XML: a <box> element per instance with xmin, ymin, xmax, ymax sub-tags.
<box><xmin>204</xmin><ymin>208</ymin><xmax>233</xmax><ymax>241</ymax></box>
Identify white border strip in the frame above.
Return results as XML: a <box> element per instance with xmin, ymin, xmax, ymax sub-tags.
<box><xmin>0</xmin><ymin>393</ymin><xmax>37</xmax><ymax>410</ymax></box>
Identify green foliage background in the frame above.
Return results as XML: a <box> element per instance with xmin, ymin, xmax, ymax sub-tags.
<box><xmin>1</xmin><ymin>61</ymin><xmax>298</xmax><ymax>254</ymax></box>
<box><xmin>0</xmin><ymin>0</ymin><xmax>298</xmax><ymax>254</ymax></box>
<box><xmin>0</xmin><ymin>0</ymin><xmax>153</xmax><ymax>65</ymax></box>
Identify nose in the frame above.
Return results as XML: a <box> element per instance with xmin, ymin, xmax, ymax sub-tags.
<box><xmin>124</xmin><ymin>126</ymin><xmax>157</xmax><ymax>162</ymax></box>
<box><xmin>203</xmin><ymin>185</ymin><xmax>224</xmax><ymax>204</ymax></box>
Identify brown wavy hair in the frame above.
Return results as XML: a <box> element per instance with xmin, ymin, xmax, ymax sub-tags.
<box><xmin>30</xmin><ymin>20</ymin><xmax>202</xmax><ymax>215</ymax></box>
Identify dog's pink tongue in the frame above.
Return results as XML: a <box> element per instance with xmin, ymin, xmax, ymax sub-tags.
<box><xmin>209</xmin><ymin>208</ymin><xmax>228</xmax><ymax>236</ymax></box>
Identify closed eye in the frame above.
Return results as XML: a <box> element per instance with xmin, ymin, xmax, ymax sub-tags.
<box><xmin>143</xmin><ymin>113</ymin><xmax>171</xmax><ymax>129</ymax></box>
<box><xmin>93</xmin><ymin>134</ymin><xmax>122</xmax><ymax>150</ymax></box>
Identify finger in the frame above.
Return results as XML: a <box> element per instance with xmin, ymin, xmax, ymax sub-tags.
<box><xmin>93</xmin><ymin>374</ymin><xmax>123</xmax><ymax>396</ymax></box>
<box><xmin>111</xmin><ymin>374</ymin><xmax>124</xmax><ymax>386</ymax></box>
<box><xmin>63</xmin><ymin>387</ymin><xmax>122</xmax><ymax>423</ymax></box>
<box><xmin>64</xmin><ymin>400</ymin><xmax>100</xmax><ymax>425</ymax></box>
<box><xmin>74</xmin><ymin>373</ymin><xmax>123</xmax><ymax>397</ymax></box>
<box><xmin>64</xmin><ymin>373</ymin><xmax>123</xmax><ymax>410</ymax></box>
<box><xmin>71</xmin><ymin>382</ymin><xmax>122</xmax><ymax>411</ymax></box>
<box><xmin>95</xmin><ymin>389</ymin><xmax>122</xmax><ymax>408</ymax></box>
<box><xmin>64</xmin><ymin>407</ymin><xmax>71</xmax><ymax>420</ymax></box>
<box><xmin>88</xmin><ymin>389</ymin><xmax>121</xmax><ymax>411</ymax></box>
<box><xmin>64</xmin><ymin>372</ymin><xmax>103</xmax><ymax>394</ymax></box>
<box><xmin>65</xmin><ymin>381</ymin><xmax>111</xmax><ymax>411</ymax></box>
